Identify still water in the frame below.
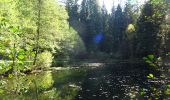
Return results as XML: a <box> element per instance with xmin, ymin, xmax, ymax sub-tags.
<box><xmin>0</xmin><ymin>63</ymin><xmax>169</xmax><ymax>100</ymax></box>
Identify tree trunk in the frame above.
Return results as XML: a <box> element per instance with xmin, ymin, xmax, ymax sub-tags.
<box><xmin>33</xmin><ymin>0</ymin><xmax>41</xmax><ymax>65</ymax></box>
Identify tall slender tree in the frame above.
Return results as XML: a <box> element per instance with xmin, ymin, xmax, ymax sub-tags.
<box><xmin>112</xmin><ymin>5</ymin><xmax>124</xmax><ymax>52</ymax></box>
<box><xmin>33</xmin><ymin>0</ymin><xmax>41</xmax><ymax>65</ymax></box>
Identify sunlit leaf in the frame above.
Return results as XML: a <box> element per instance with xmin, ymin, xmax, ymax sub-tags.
<box><xmin>18</xmin><ymin>55</ymin><xmax>24</xmax><ymax>60</ymax></box>
<box><xmin>8</xmin><ymin>74</ymin><xmax>13</xmax><ymax>78</ymax></box>
<box><xmin>147</xmin><ymin>74</ymin><xmax>154</xmax><ymax>78</ymax></box>
<box><xmin>9</xmin><ymin>26</ymin><xmax>18</xmax><ymax>33</ymax></box>
<box><xmin>18</xmin><ymin>49</ymin><xmax>25</xmax><ymax>54</ymax></box>
<box><xmin>31</xmin><ymin>52</ymin><xmax>35</xmax><ymax>57</ymax></box>
<box><xmin>8</xmin><ymin>55</ymin><xmax>13</xmax><ymax>59</ymax></box>
<box><xmin>0</xmin><ymin>89</ymin><xmax>4</xmax><ymax>94</ymax></box>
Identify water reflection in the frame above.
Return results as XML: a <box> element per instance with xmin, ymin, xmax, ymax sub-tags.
<box><xmin>0</xmin><ymin>69</ymin><xmax>87</xmax><ymax>100</ymax></box>
<box><xmin>0</xmin><ymin>63</ymin><xmax>169</xmax><ymax>99</ymax></box>
<box><xmin>75</xmin><ymin>64</ymin><xmax>169</xmax><ymax>100</ymax></box>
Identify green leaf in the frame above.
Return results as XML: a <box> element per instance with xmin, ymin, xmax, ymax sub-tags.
<box><xmin>0</xmin><ymin>89</ymin><xmax>4</xmax><ymax>94</ymax></box>
<box><xmin>148</xmin><ymin>55</ymin><xmax>154</xmax><ymax>61</ymax></box>
<box><xmin>31</xmin><ymin>52</ymin><xmax>35</xmax><ymax>57</ymax></box>
<box><xmin>18</xmin><ymin>61</ymin><xmax>24</xmax><ymax>65</ymax></box>
<box><xmin>9</xmin><ymin>26</ymin><xmax>18</xmax><ymax>33</ymax></box>
<box><xmin>0</xmin><ymin>66</ymin><xmax>2</xmax><ymax>70</ymax></box>
<box><xmin>18</xmin><ymin>49</ymin><xmax>25</xmax><ymax>54</ymax></box>
<box><xmin>147</xmin><ymin>74</ymin><xmax>154</xmax><ymax>79</ymax></box>
<box><xmin>149</xmin><ymin>63</ymin><xmax>156</xmax><ymax>67</ymax></box>
<box><xmin>8</xmin><ymin>74</ymin><xmax>13</xmax><ymax>78</ymax></box>
<box><xmin>145</xmin><ymin>60</ymin><xmax>152</xmax><ymax>64</ymax></box>
<box><xmin>18</xmin><ymin>55</ymin><xmax>24</xmax><ymax>60</ymax></box>
<box><xmin>8</xmin><ymin>55</ymin><xmax>13</xmax><ymax>59</ymax></box>
<box><xmin>167</xmin><ymin>84</ymin><xmax>170</xmax><ymax>88</ymax></box>
<box><xmin>140</xmin><ymin>88</ymin><xmax>145</xmax><ymax>96</ymax></box>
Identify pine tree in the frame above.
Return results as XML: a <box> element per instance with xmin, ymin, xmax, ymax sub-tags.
<box><xmin>101</xmin><ymin>1</ymin><xmax>109</xmax><ymax>33</ymax></box>
<box><xmin>109</xmin><ymin>1</ymin><xmax>115</xmax><ymax>34</ymax></box>
<box><xmin>100</xmin><ymin>1</ymin><xmax>111</xmax><ymax>53</ymax></box>
<box><xmin>66</xmin><ymin>0</ymin><xmax>79</xmax><ymax>28</ymax></box>
<box><xmin>112</xmin><ymin>5</ymin><xmax>124</xmax><ymax>52</ymax></box>
<box><xmin>79</xmin><ymin>0</ymin><xmax>103</xmax><ymax>52</ymax></box>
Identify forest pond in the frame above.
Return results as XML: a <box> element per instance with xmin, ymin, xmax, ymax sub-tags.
<box><xmin>0</xmin><ymin>63</ymin><xmax>169</xmax><ymax>100</ymax></box>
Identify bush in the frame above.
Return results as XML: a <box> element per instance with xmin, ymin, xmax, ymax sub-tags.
<box><xmin>36</xmin><ymin>51</ymin><xmax>53</xmax><ymax>69</ymax></box>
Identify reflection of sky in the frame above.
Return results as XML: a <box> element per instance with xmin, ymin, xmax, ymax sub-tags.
<box><xmin>93</xmin><ymin>33</ymin><xmax>104</xmax><ymax>44</ymax></box>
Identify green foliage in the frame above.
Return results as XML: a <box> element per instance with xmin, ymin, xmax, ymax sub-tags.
<box><xmin>136</xmin><ymin>0</ymin><xmax>168</xmax><ymax>57</ymax></box>
<box><xmin>165</xmin><ymin>84</ymin><xmax>170</xmax><ymax>95</ymax></box>
<box><xmin>147</xmin><ymin>73</ymin><xmax>154</xmax><ymax>78</ymax></box>
<box><xmin>0</xmin><ymin>61</ymin><xmax>11</xmax><ymax>74</ymax></box>
<box><xmin>0</xmin><ymin>0</ymin><xmax>83</xmax><ymax>72</ymax></box>
<box><xmin>148</xmin><ymin>55</ymin><xmax>154</xmax><ymax>61</ymax></box>
<box><xmin>36</xmin><ymin>51</ymin><xmax>53</xmax><ymax>69</ymax></box>
<box><xmin>140</xmin><ymin>88</ymin><xmax>145</xmax><ymax>96</ymax></box>
<box><xmin>143</xmin><ymin>54</ymin><xmax>161</xmax><ymax>70</ymax></box>
<box><xmin>126</xmin><ymin>24</ymin><xmax>135</xmax><ymax>34</ymax></box>
<box><xmin>167</xmin><ymin>84</ymin><xmax>170</xmax><ymax>88</ymax></box>
<box><xmin>8</xmin><ymin>74</ymin><xmax>13</xmax><ymax>78</ymax></box>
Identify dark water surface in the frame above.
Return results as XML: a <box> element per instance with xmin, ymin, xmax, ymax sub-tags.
<box><xmin>0</xmin><ymin>63</ymin><xmax>169</xmax><ymax>100</ymax></box>
<box><xmin>76</xmin><ymin>63</ymin><xmax>147</xmax><ymax>100</ymax></box>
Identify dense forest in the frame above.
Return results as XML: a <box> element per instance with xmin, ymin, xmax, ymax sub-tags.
<box><xmin>0</xmin><ymin>0</ymin><xmax>170</xmax><ymax>99</ymax></box>
<box><xmin>66</xmin><ymin>0</ymin><xmax>170</xmax><ymax>59</ymax></box>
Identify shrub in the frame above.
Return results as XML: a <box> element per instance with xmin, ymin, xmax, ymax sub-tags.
<box><xmin>36</xmin><ymin>51</ymin><xmax>53</xmax><ymax>69</ymax></box>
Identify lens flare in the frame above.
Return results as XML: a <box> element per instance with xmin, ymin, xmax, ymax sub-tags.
<box><xmin>93</xmin><ymin>33</ymin><xmax>104</xmax><ymax>44</ymax></box>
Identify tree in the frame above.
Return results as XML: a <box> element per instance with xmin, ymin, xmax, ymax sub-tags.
<box><xmin>0</xmin><ymin>0</ymin><xmax>84</xmax><ymax>70</ymax></box>
<box><xmin>79</xmin><ymin>0</ymin><xmax>103</xmax><ymax>52</ymax></box>
<box><xmin>136</xmin><ymin>0</ymin><xmax>168</xmax><ymax>57</ymax></box>
<box><xmin>112</xmin><ymin>5</ymin><xmax>124</xmax><ymax>53</ymax></box>
<box><xmin>66</xmin><ymin>0</ymin><xmax>79</xmax><ymax>28</ymax></box>
<box><xmin>99</xmin><ymin>1</ymin><xmax>110</xmax><ymax>53</ymax></box>
<box><xmin>156</xmin><ymin>0</ymin><xmax>170</xmax><ymax>55</ymax></box>
<box><xmin>33</xmin><ymin>0</ymin><xmax>41</xmax><ymax>65</ymax></box>
<box><xmin>120</xmin><ymin>1</ymin><xmax>136</xmax><ymax>59</ymax></box>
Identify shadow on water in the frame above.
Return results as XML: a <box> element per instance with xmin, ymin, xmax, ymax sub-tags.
<box><xmin>76</xmin><ymin>63</ymin><xmax>170</xmax><ymax>100</ymax></box>
<box><xmin>0</xmin><ymin>63</ymin><xmax>169</xmax><ymax>99</ymax></box>
<box><xmin>75</xmin><ymin>63</ymin><xmax>149</xmax><ymax>100</ymax></box>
